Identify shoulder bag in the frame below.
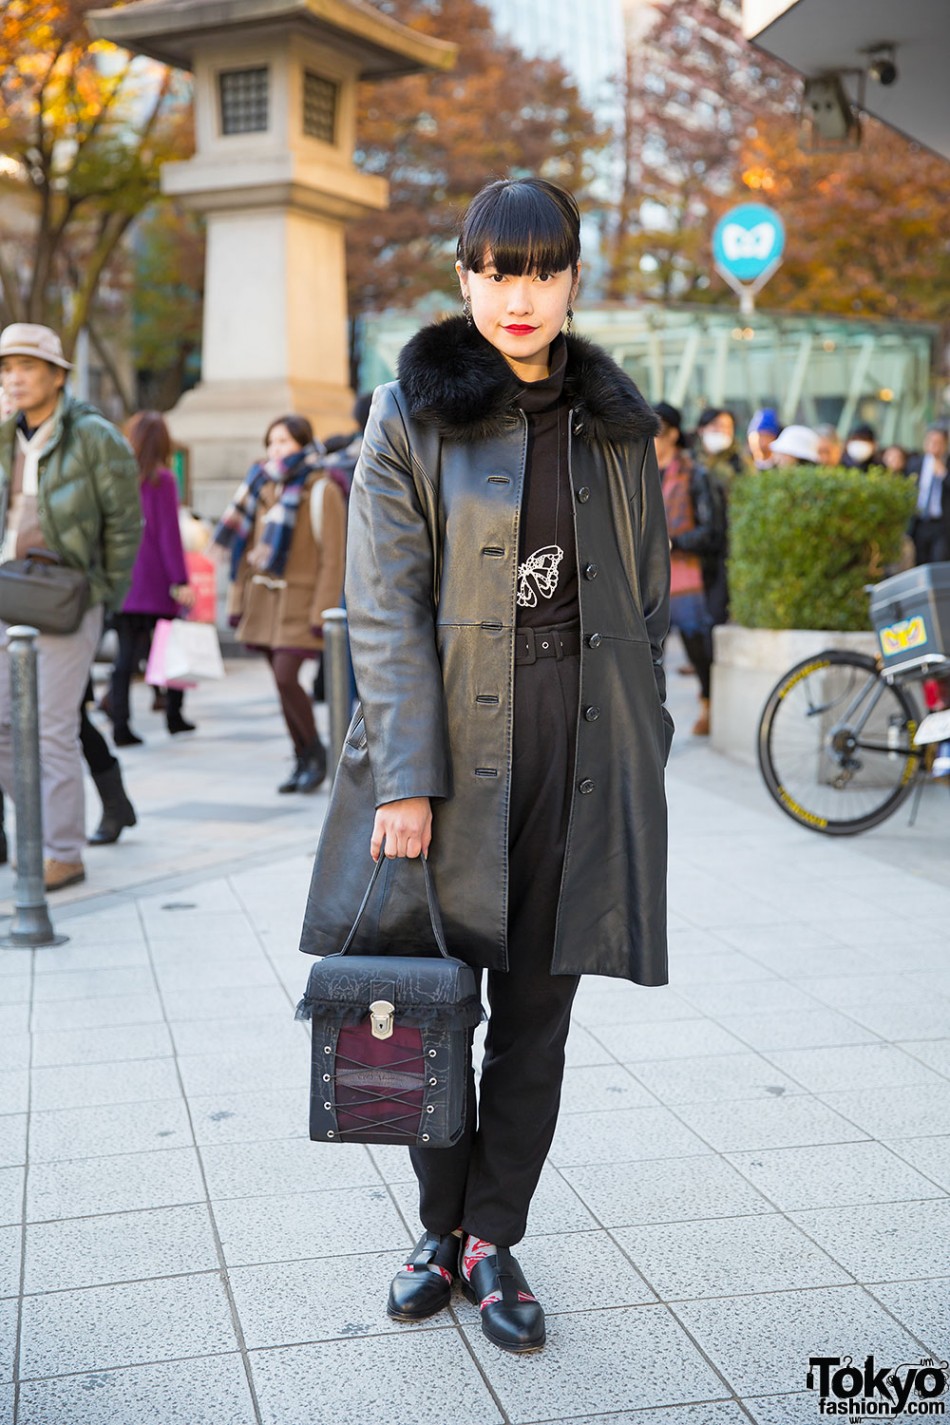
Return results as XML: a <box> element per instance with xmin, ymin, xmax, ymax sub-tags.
<box><xmin>0</xmin><ymin>548</ymin><xmax>90</xmax><ymax>635</ymax></box>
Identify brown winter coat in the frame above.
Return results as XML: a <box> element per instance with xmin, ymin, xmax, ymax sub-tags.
<box><xmin>227</xmin><ymin>470</ymin><xmax>346</xmax><ymax>650</ymax></box>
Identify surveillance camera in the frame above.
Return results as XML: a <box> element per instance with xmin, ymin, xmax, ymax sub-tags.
<box><xmin>868</xmin><ymin>48</ymin><xmax>898</xmax><ymax>86</ymax></box>
<box><xmin>871</xmin><ymin>46</ymin><xmax>900</xmax><ymax>86</ymax></box>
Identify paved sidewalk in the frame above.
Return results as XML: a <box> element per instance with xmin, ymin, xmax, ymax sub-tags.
<box><xmin>1</xmin><ymin>653</ymin><xmax>948</xmax><ymax>1425</ymax></box>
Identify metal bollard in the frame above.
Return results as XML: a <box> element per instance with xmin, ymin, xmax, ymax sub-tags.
<box><xmin>1</xmin><ymin>626</ymin><xmax>67</xmax><ymax>948</ymax></box>
<box><xmin>321</xmin><ymin>607</ymin><xmax>352</xmax><ymax>773</ymax></box>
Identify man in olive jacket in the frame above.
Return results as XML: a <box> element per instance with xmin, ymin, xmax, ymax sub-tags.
<box><xmin>0</xmin><ymin>323</ymin><xmax>142</xmax><ymax>890</ymax></box>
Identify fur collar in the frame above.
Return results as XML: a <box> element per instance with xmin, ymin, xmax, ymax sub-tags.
<box><xmin>397</xmin><ymin>315</ymin><xmax>658</xmax><ymax>445</ymax></box>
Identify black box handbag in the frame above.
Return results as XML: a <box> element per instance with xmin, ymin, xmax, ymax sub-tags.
<box><xmin>296</xmin><ymin>854</ymin><xmax>484</xmax><ymax>1147</ymax></box>
<box><xmin>0</xmin><ymin>548</ymin><xmax>90</xmax><ymax>635</ymax></box>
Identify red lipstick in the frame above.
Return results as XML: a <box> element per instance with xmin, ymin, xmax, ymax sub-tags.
<box><xmin>503</xmin><ymin>325</ymin><xmax>536</xmax><ymax>335</ymax></box>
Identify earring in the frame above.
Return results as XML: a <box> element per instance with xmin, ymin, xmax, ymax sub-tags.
<box><xmin>462</xmin><ymin>297</ymin><xmax>473</xmax><ymax>327</ymax></box>
<box><xmin>566</xmin><ymin>305</ymin><xmax>575</xmax><ymax>335</ymax></box>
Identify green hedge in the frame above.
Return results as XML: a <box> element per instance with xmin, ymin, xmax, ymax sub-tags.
<box><xmin>727</xmin><ymin>466</ymin><xmax>917</xmax><ymax>631</ymax></box>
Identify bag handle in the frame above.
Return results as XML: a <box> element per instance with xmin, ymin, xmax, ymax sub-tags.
<box><xmin>335</xmin><ymin>846</ymin><xmax>450</xmax><ymax>960</ymax></box>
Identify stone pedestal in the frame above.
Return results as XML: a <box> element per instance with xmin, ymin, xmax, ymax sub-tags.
<box><xmin>711</xmin><ymin>624</ymin><xmax>879</xmax><ymax>765</ymax></box>
<box><xmin>89</xmin><ymin>0</ymin><xmax>455</xmax><ymax>516</ymax></box>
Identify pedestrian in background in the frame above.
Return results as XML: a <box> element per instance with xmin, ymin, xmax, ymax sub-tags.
<box><xmin>746</xmin><ymin>407</ymin><xmax>781</xmax><ymax>469</ymax></box>
<box><xmin>692</xmin><ymin>405</ymin><xmax>748</xmax><ymax>624</ymax></box>
<box><xmin>655</xmin><ymin>401</ymin><xmax>717</xmax><ymax>736</ymax></box>
<box><xmin>109</xmin><ymin>411</ymin><xmax>196</xmax><ymax>746</ymax></box>
<box><xmin>908</xmin><ymin>423</ymin><xmax>950</xmax><ymax>565</ymax></box>
<box><xmin>815</xmin><ymin>424</ymin><xmax>844</xmax><ymax>467</ymax></box>
<box><xmin>300</xmin><ymin>177</ymin><xmax>672</xmax><ymax>1353</ymax></box>
<box><xmin>842</xmin><ymin>422</ymin><xmax>879</xmax><ymax>471</ymax></box>
<box><xmin>882</xmin><ymin>443</ymin><xmax>909</xmax><ymax>476</ymax></box>
<box><xmin>0</xmin><ymin>323</ymin><xmax>141</xmax><ymax>890</ymax></box>
<box><xmin>215</xmin><ymin>415</ymin><xmax>345</xmax><ymax>795</ymax></box>
<box><xmin>769</xmin><ymin>424</ymin><xmax>821</xmax><ymax>467</ymax></box>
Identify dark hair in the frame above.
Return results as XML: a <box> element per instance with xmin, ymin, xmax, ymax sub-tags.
<box><xmin>457</xmin><ymin>178</ymin><xmax>581</xmax><ymax>276</ymax></box>
<box><xmin>654</xmin><ymin>402</ymin><xmax>686</xmax><ymax>448</ymax></box>
<box><xmin>264</xmin><ymin>413</ymin><xmax>313</xmax><ymax>449</ymax></box>
<box><xmin>123</xmin><ymin>410</ymin><xmax>171</xmax><ymax>485</ymax></box>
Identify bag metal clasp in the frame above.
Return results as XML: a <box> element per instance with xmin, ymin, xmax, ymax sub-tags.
<box><xmin>369</xmin><ymin>999</ymin><xmax>395</xmax><ymax>1040</ymax></box>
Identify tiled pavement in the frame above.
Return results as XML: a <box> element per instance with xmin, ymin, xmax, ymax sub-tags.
<box><xmin>1</xmin><ymin>650</ymin><xmax>948</xmax><ymax>1425</ymax></box>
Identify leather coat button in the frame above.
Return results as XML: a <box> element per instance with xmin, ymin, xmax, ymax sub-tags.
<box><xmin>584</xmin><ymin>706</ymin><xmax>600</xmax><ymax>722</ymax></box>
<box><xmin>578</xmin><ymin>778</ymin><xmax>595</xmax><ymax>794</ymax></box>
<box><xmin>584</xmin><ymin>563</ymin><xmax>598</xmax><ymax>580</ymax></box>
<box><xmin>576</xmin><ymin>486</ymin><xmax>591</xmax><ymax>503</ymax></box>
<box><xmin>587</xmin><ymin>633</ymin><xmax>602</xmax><ymax>648</ymax></box>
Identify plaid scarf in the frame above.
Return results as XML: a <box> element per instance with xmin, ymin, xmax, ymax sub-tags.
<box><xmin>214</xmin><ymin>445</ymin><xmax>321</xmax><ymax>578</ymax></box>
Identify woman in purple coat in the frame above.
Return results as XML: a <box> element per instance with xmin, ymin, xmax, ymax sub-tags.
<box><xmin>110</xmin><ymin>412</ymin><xmax>195</xmax><ymax>745</ymax></box>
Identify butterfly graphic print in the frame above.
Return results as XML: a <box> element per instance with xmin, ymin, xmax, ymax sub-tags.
<box><xmin>516</xmin><ymin>545</ymin><xmax>564</xmax><ymax>608</ymax></box>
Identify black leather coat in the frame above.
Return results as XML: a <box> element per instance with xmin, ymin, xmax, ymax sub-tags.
<box><xmin>300</xmin><ymin>317</ymin><xmax>673</xmax><ymax>984</ymax></box>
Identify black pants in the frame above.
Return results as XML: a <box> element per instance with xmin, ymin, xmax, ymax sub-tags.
<box><xmin>111</xmin><ymin>613</ymin><xmax>184</xmax><ymax>732</ymax></box>
<box><xmin>409</xmin><ymin>646</ymin><xmax>580</xmax><ymax>1247</ymax></box>
<box><xmin>914</xmin><ymin>519</ymin><xmax>949</xmax><ymax>566</ymax></box>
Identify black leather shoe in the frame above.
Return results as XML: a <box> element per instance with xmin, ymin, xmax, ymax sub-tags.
<box><xmin>386</xmin><ymin>1232</ymin><xmax>460</xmax><ymax>1321</ymax></box>
<box><xmin>461</xmin><ymin>1247</ymin><xmax>546</xmax><ymax>1353</ymax></box>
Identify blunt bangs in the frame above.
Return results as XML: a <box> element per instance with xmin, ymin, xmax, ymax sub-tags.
<box><xmin>457</xmin><ymin>178</ymin><xmax>580</xmax><ymax>276</ymax></box>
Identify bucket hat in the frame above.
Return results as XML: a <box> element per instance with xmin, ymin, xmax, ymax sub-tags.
<box><xmin>0</xmin><ymin>323</ymin><xmax>72</xmax><ymax>370</ymax></box>
<box><xmin>770</xmin><ymin>424</ymin><xmax>820</xmax><ymax>464</ymax></box>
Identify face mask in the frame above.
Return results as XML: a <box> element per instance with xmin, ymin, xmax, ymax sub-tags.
<box><xmin>702</xmin><ymin>430</ymin><xmax>732</xmax><ymax>455</ymax></box>
<box><xmin>847</xmin><ymin>440</ymin><xmax>874</xmax><ymax>463</ymax></box>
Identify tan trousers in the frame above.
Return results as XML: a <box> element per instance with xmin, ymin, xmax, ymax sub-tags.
<box><xmin>0</xmin><ymin>605</ymin><xmax>103</xmax><ymax>862</ymax></box>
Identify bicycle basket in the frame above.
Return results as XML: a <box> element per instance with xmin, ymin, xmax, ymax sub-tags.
<box><xmin>869</xmin><ymin>561</ymin><xmax>950</xmax><ymax>676</ymax></box>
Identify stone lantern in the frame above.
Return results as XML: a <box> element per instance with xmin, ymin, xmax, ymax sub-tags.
<box><xmin>90</xmin><ymin>0</ymin><xmax>455</xmax><ymax>510</ymax></box>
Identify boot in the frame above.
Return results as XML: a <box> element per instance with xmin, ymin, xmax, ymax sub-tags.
<box><xmin>113</xmin><ymin>725</ymin><xmax>143</xmax><ymax>747</ymax></box>
<box><xmin>166</xmin><ymin>688</ymin><xmax>196</xmax><ymax>735</ymax></box>
<box><xmin>88</xmin><ymin>763</ymin><xmax>138</xmax><ymax>845</ymax></box>
<box><xmin>277</xmin><ymin>752</ymin><xmax>304</xmax><ymax>794</ymax></box>
<box><xmin>691</xmin><ymin>697</ymin><xmax>710</xmax><ymax>737</ymax></box>
<box><xmin>295</xmin><ymin>738</ymin><xmax>328</xmax><ymax>794</ymax></box>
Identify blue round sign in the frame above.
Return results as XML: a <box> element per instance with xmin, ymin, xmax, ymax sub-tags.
<box><xmin>713</xmin><ymin>203</ymin><xmax>785</xmax><ymax>282</ymax></box>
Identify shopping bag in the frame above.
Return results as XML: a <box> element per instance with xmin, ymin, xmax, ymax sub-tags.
<box><xmin>144</xmin><ymin>619</ymin><xmax>195</xmax><ymax>691</ymax></box>
<box><xmin>184</xmin><ymin>551</ymin><xmax>217</xmax><ymax>624</ymax></box>
<box><xmin>144</xmin><ymin>618</ymin><xmax>172</xmax><ymax>687</ymax></box>
<box><xmin>148</xmin><ymin>619</ymin><xmax>224</xmax><ymax>683</ymax></box>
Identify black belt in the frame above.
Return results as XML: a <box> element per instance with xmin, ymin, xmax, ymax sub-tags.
<box><xmin>514</xmin><ymin>625</ymin><xmax>581</xmax><ymax>665</ymax></box>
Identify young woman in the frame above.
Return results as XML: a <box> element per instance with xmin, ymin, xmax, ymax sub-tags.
<box><xmin>110</xmin><ymin>411</ymin><xmax>195</xmax><ymax>745</ymax></box>
<box><xmin>300</xmin><ymin>178</ymin><xmax>673</xmax><ymax>1353</ymax></box>
<box><xmin>654</xmin><ymin>401</ymin><xmax>719</xmax><ymax>736</ymax></box>
<box><xmin>215</xmin><ymin>415</ymin><xmax>345</xmax><ymax>793</ymax></box>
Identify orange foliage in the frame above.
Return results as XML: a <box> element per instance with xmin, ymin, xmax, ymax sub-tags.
<box><xmin>0</xmin><ymin>0</ymin><xmax>192</xmax><ymax>358</ymax></box>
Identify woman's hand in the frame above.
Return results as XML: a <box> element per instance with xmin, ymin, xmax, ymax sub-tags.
<box><xmin>371</xmin><ymin>797</ymin><xmax>432</xmax><ymax>861</ymax></box>
<box><xmin>172</xmin><ymin>584</ymin><xmax>197</xmax><ymax>610</ymax></box>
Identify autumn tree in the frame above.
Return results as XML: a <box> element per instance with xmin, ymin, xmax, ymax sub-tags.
<box><xmin>132</xmin><ymin>202</ymin><xmax>205</xmax><ymax>410</ymax></box>
<box><xmin>738</xmin><ymin>116</ymin><xmax>950</xmax><ymax>324</ymax></box>
<box><xmin>606</xmin><ymin>0</ymin><xmax>798</xmax><ymax>301</ymax></box>
<box><xmin>347</xmin><ymin>0</ymin><xmax>606</xmax><ymax>348</ymax></box>
<box><xmin>0</xmin><ymin>0</ymin><xmax>191</xmax><ymax>370</ymax></box>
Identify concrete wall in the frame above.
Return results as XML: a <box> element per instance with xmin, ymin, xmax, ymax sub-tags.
<box><xmin>711</xmin><ymin>624</ymin><xmax>880</xmax><ymax>766</ymax></box>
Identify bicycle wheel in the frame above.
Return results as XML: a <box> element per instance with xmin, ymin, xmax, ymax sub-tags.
<box><xmin>758</xmin><ymin>650</ymin><xmax>922</xmax><ymax>835</ymax></box>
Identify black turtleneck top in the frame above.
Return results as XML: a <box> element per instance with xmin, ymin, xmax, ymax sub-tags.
<box><xmin>513</xmin><ymin>335</ymin><xmax>578</xmax><ymax>629</ymax></box>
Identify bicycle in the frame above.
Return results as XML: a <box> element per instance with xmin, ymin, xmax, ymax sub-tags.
<box><xmin>757</xmin><ymin>570</ymin><xmax>950</xmax><ymax>836</ymax></box>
